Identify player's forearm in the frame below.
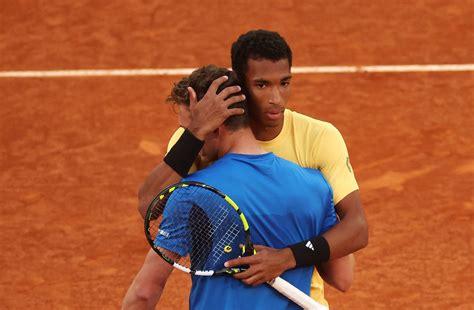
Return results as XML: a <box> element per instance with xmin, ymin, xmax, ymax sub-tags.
<box><xmin>122</xmin><ymin>250</ymin><xmax>173</xmax><ymax>310</ymax></box>
<box><xmin>323</xmin><ymin>191</ymin><xmax>368</xmax><ymax>259</ymax></box>
<box><xmin>122</xmin><ymin>278</ymin><xmax>167</xmax><ymax>310</ymax></box>
<box><xmin>322</xmin><ymin>214</ymin><xmax>367</xmax><ymax>259</ymax></box>
<box><xmin>122</xmin><ymin>269</ymin><xmax>167</xmax><ymax>310</ymax></box>
<box><xmin>138</xmin><ymin>162</ymin><xmax>182</xmax><ymax>218</ymax></box>
<box><xmin>138</xmin><ymin>129</ymin><xmax>204</xmax><ymax>218</ymax></box>
<box><xmin>122</xmin><ymin>291</ymin><xmax>163</xmax><ymax>310</ymax></box>
<box><xmin>318</xmin><ymin>254</ymin><xmax>354</xmax><ymax>292</ymax></box>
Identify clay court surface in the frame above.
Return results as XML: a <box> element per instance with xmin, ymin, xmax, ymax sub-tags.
<box><xmin>1</xmin><ymin>1</ymin><xmax>473</xmax><ymax>309</ymax></box>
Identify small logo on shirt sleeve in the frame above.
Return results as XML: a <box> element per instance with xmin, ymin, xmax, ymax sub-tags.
<box><xmin>346</xmin><ymin>156</ymin><xmax>353</xmax><ymax>173</ymax></box>
<box><xmin>158</xmin><ymin>229</ymin><xmax>170</xmax><ymax>237</ymax></box>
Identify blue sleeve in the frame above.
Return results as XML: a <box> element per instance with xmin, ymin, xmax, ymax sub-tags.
<box><xmin>153</xmin><ymin>192</ymin><xmax>190</xmax><ymax>257</ymax></box>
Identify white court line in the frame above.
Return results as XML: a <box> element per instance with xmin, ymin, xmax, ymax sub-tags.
<box><xmin>0</xmin><ymin>64</ymin><xmax>473</xmax><ymax>78</ymax></box>
<box><xmin>293</xmin><ymin>64</ymin><xmax>474</xmax><ymax>73</ymax></box>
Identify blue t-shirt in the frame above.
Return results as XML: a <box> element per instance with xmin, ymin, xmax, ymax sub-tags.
<box><xmin>160</xmin><ymin>152</ymin><xmax>337</xmax><ymax>310</ymax></box>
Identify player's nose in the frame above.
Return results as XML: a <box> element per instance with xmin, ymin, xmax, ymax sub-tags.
<box><xmin>269</xmin><ymin>87</ymin><xmax>282</xmax><ymax>105</ymax></box>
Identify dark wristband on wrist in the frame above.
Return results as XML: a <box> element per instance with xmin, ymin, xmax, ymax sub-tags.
<box><xmin>163</xmin><ymin>129</ymin><xmax>204</xmax><ymax>177</ymax></box>
<box><xmin>289</xmin><ymin>235</ymin><xmax>330</xmax><ymax>267</ymax></box>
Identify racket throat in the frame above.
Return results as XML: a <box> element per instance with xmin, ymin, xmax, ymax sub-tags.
<box><xmin>241</xmin><ymin>240</ymin><xmax>256</xmax><ymax>257</ymax></box>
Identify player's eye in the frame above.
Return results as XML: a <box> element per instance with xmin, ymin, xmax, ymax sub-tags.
<box><xmin>281</xmin><ymin>80</ymin><xmax>290</xmax><ymax>87</ymax></box>
<box><xmin>255</xmin><ymin>82</ymin><xmax>266</xmax><ymax>89</ymax></box>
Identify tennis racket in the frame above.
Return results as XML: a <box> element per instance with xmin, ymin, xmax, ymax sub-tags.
<box><xmin>144</xmin><ymin>181</ymin><xmax>328</xmax><ymax>310</ymax></box>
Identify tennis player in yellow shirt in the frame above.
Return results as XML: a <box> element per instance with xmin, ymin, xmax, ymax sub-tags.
<box><xmin>123</xmin><ymin>30</ymin><xmax>368</xmax><ymax>309</ymax></box>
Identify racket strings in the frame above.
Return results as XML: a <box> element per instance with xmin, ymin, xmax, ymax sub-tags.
<box><xmin>210</xmin><ymin>221</ymin><xmax>241</xmax><ymax>265</ymax></box>
<box><xmin>186</xmin><ymin>194</ymin><xmax>241</xmax><ymax>270</ymax></box>
<box><xmin>148</xmin><ymin>185</ymin><xmax>245</xmax><ymax>271</ymax></box>
<box><xmin>189</xmin><ymin>203</ymin><xmax>214</xmax><ymax>270</ymax></box>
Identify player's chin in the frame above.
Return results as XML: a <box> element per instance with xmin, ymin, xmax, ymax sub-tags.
<box><xmin>263</xmin><ymin>119</ymin><xmax>283</xmax><ymax>128</ymax></box>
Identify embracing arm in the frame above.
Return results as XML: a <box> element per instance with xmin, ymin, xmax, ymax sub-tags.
<box><xmin>138</xmin><ymin>162</ymin><xmax>183</xmax><ymax>218</ymax></box>
<box><xmin>277</xmin><ymin>192</ymin><xmax>364</xmax><ymax>291</ymax></box>
<box><xmin>223</xmin><ymin>184</ymin><xmax>364</xmax><ymax>290</ymax></box>
<box><xmin>315</xmin><ymin>124</ymin><xmax>368</xmax><ymax>258</ymax></box>
<box><xmin>225</xmin><ymin>194</ymin><xmax>364</xmax><ymax>289</ymax></box>
<box><xmin>322</xmin><ymin>190</ymin><xmax>368</xmax><ymax>259</ymax></box>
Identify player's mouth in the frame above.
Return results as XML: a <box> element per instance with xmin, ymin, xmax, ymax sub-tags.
<box><xmin>265</xmin><ymin>110</ymin><xmax>283</xmax><ymax>121</ymax></box>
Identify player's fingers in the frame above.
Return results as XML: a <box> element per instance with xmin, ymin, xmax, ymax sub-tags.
<box><xmin>216</xmin><ymin>85</ymin><xmax>242</xmax><ymax>100</ymax></box>
<box><xmin>207</xmin><ymin>75</ymin><xmax>229</xmax><ymax>94</ymax></box>
<box><xmin>253</xmin><ymin>244</ymin><xmax>268</xmax><ymax>251</ymax></box>
<box><xmin>223</xmin><ymin>94</ymin><xmax>246</xmax><ymax>107</ymax></box>
<box><xmin>188</xmin><ymin>87</ymin><xmax>197</xmax><ymax>107</ymax></box>
<box><xmin>224</xmin><ymin>255</ymin><xmax>255</xmax><ymax>268</ymax></box>
<box><xmin>225</xmin><ymin>107</ymin><xmax>245</xmax><ymax>117</ymax></box>
<box><xmin>232</xmin><ymin>268</ymin><xmax>255</xmax><ymax>280</ymax></box>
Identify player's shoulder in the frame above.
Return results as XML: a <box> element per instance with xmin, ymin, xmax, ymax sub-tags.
<box><xmin>285</xmin><ymin>109</ymin><xmax>344</xmax><ymax>146</ymax></box>
<box><xmin>286</xmin><ymin>109</ymin><xmax>339</xmax><ymax>134</ymax></box>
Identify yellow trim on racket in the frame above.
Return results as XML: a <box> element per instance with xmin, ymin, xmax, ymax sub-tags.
<box><xmin>224</xmin><ymin>196</ymin><xmax>249</xmax><ymax>230</ymax></box>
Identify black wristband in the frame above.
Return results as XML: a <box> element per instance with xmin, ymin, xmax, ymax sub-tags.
<box><xmin>163</xmin><ymin>129</ymin><xmax>204</xmax><ymax>177</ymax></box>
<box><xmin>289</xmin><ymin>236</ymin><xmax>330</xmax><ymax>267</ymax></box>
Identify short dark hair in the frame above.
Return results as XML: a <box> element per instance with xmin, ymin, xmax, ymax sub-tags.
<box><xmin>167</xmin><ymin>64</ymin><xmax>249</xmax><ymax>130</ymax></box>
<box><xmin>231</xmin><ymin>29</ymin><xmax>292</xmax><ymax>82</ymax></box>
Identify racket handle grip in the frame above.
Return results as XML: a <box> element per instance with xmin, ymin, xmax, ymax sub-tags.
<box><xmin>267</xmin><ymin>277</ymin><xmax>329</xmax><ymax>310</ymax></box>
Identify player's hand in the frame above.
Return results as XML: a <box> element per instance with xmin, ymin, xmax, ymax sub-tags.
<box><xmin>187</xmin><ymin>75</ymin><xmax>246</xmax><ymax>140</ymax></box>
<box><xmin>224</xmin><ymin>245</ymin><xmax>296</xmax><ymax>286</ymax></box>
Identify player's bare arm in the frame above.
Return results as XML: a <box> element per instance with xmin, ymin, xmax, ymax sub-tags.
<box><xmin>318</xmin><ymin>254</ymin><xmax>355</xmax><ymax>292</ymax></box>
<box><xmin>137</xmin><ymin>162</ymin><xmax>182</xmax><ymax>218</ymax></box>
<box><xmin>137</xmin><ymin>76</ymin><xmax>245</xmax><ymax>218</ymax></box>
<box><xmin>322</xmin><ymin>190</ymin><xmax>368</xmax><ymax>259</ymax></box>
<box><xmin>122</xmin><ymin>249</ymin><xmax>174</xmax><ymax>310</ymax></box>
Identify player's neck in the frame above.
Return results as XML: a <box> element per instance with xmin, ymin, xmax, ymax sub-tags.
<box><xmin>218</xmin><ymin>127</ymin><xmax>265</xmax><ymax>157</ymax></box>
<box><xmin>250</xmin><ymin>118</ymin><xmax>284</xmax><ymax>141</ymax></box>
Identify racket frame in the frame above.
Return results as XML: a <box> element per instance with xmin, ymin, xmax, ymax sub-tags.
<box><xmin>144</xmin><ymin>181</ymin><xmax>253</xmax><ymax>275</ymax></box>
